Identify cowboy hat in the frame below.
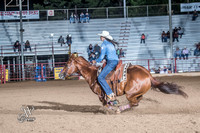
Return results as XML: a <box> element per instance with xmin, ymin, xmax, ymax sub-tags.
<box><xmin>98</xmin><ymin>31</ymin><xmax>113</xmax><ymax>40</ymax></box>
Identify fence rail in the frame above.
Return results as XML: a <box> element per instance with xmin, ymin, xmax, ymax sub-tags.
<box><xmin>0</xmin><ymin>3</ymin><xmax>190</xmax><ymax>22</ymax></box>
<box><xmin>0</xmin><ymin>43</ymin><xmax>69</xmax><ymax>57</ymax></box>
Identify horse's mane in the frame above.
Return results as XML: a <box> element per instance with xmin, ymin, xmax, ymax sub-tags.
<box><xmin>75</xmin><ymin>56</ymin><xmax>94</xmax><ymax>67</ymax></box>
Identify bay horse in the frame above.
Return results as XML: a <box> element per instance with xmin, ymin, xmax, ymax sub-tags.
<box><xmin>59</xmin><ymin>55</ymin><xmax>188</xmax><ymax>113</ymax></box>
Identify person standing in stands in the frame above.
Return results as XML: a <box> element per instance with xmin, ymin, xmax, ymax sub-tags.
<box><xmin>92</xmin><ymin>31</ymin><xmax>119</xmax><ymax>104</ymax></box>
<box><xmin>58</xmin><ymin>35</ymin><xmax>65</xmax><ymax>46</ymax></box>
<box><xmin>173</xmin><ymin>31</ymin><xmax>179</xmax><ymax>42</ymax></box>
<box><xmin>66</xmin><ymin>34</ymin><xmax>72</xmax><ymax>46</ymax></box>
<box><xmin>66</xmin><ymin>34</ymin><xmax>72</xmax><ymax>55</ymax></box>
<box><xmin>140</xmin><ymin>33</ymin><xmax>145</xmax><ymax>44</ymax></box>
<box><xmin>161</xmin><ymin>31</ymin><xmax>167</xmax><ymax>42</ymax></box>
<box><xmin>192</xmin><ymin>10</ymin><xmax>198</xmax><ymax>21</ymax></box>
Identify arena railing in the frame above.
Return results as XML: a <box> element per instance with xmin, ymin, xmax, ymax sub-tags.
<box><xmin>0</xmin><ymin>56</ymin><xmax>199</xmax><ymax>84</ymax></box>
<box><xmin>0</xmin><ymin>3</ymin><xmax>185</xmax><ymax>22</ymax></box>
<box><xmin>38</xmin><ymin>4</ymin><xmax>183</xmax><ymax>21</ymax></box>
<box><xmin>0</xmin><ymin>43</ymin><xmax>69</xmax><ymax>57</ymax></box>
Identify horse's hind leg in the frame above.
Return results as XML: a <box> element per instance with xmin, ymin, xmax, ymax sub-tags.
<box><xmin>131</xmin><ymin>95</ymin><xmax>143</xmax><ymax>106</ymax></box>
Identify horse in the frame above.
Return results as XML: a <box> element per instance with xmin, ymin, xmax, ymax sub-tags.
<box><xmin>59</xmin><ymin>55</ymin><xmax>188</xmax><ymax>113</ymax></box>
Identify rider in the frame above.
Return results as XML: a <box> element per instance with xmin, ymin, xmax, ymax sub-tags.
<box><xmin>92</xmin><ymin>31</ymin><xmax>119</xmax><ymax>103</ymax></box>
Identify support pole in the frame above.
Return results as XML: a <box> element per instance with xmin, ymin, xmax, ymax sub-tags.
<box><xmin>19</xmin><ymin>0</ymin><xmax>25</xmax><ymax>80</ymax></box>
<box><xmin>168</xmin><ymin>0</ymin><xmax>174</xmax><ymax>73</ymax></box>
<box><xmin>123</xmin><ymin>0</ymin><xmax>126</xmax><ymax>19</ymax></box>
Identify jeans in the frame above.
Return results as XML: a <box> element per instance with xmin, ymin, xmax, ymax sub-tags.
<box><xmin>173</xmin><ymin>37</ymin><xmax>179</xmax><ymax>42</ymax></box>
<box><xmin>174</xmin><ymin>54</ymin><xmax>181</xmax><ymax>59</ymax></box>
<box><xmin>98</xmin><ymin>60</ymin><xmax>118</xmax><ymax>95</ymax></box>
<box><xmin>86</xmin><ymin>17</ymin><xmax>90</xmax><ymax>23</ymax></box>
<box><xmin>70</xmin><ymin>18</ymin><xmax>75</xmax><ymax>23</ymax></box>
<box><xmin>140</xmin><ymin>39</ymin><xmax>145</xmax><ymax>43</ymax></box>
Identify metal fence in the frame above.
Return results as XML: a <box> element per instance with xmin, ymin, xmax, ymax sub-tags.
<box><xmin>22</xmin><ymin>3</ymin><xmax>187</xmax><ymax>21</ymax></box>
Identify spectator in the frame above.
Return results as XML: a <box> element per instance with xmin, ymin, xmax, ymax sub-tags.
<box><xmin>173</xmin><ymin>27</ymin><xmax>178</xmax><ymax>33</ymax></box>
<box><xmin>13</xmin><ymin>40</ymin><xmax>21</xmax><ymax>52</ymax></box>
<box><xmin>89</xmin><ymin>52</ymin><xmax>96</xmax><ymax>62</ymax></box>
<box><xmin>178</xmin><ymin>27</ymin><xmax>184</xmax><ymax>38</ymax></box>
<box><xmin>66</xmin><ymin>34</ymin><xmax>72</xmax><ymax>46</ymax></box>
<box><xmin>120</xmin><ymin>48</ymin><xmax>125</xmax><ymax>57</ymax></box>
<box><xmin>182</xmin><ymin>47</ymin><xmax>189</xmax><ymax>60</ymax></box>
<box><xmin>74</xmin><ymin>13</ymin><xmax>79</xmax><ymax>23</ymax></box>
<box><xmin>194</xmin><ymin>43</ymin><xmax>200</xmax><ymax>56</ymax></box>
<box><xmin>192</xmin><ymin>10</ymin><xmax>198</xmax><ymax>21</ymax></box>
<box><xmin>80</xmin><ymin>12</ymin><xmax>85</xmax><ymax>23</ymax></box>
<box><xmin>24</xmin><ymin>40</ymin><xmax>31</xmax><ymax>52</ymax></box>
<box><xmin>174</xmin><ymin>47</ymin><xmax>182</xmax><ymax>60</ymax></box>
<box><xmin>58</xmin><ymin>35</ymin><xmax>65</xmax><ymax>46</ymax></box>
<box><xmin>163</xmin><ymin>66</ymin><xmax>168</xmax><ymax>74</ymax></box>
<box><xmin>161</xmin><ymin>31</ymin><xmax>167</xmax><ymax>42</ymax></box>
<box><xmin>155</xmin><ymin>67</ymin><xmax>161</xmax><ymax>74</ymax></box>
<box><xmin>94</xmin><ymin>44</ymin><xmax>101</xmax><ymax>58</ymax></box>
<box><xmin>85</xmin><ymin>12</ymin><xmax>90</xmax><ymax>23</ymax></box>
<box><xmin>87</xmin><ymin>44</ymin><xmax>94</xmax><ymax>58</ymax></box>
<box><xmin>173</xmin><ymin>31</ymin><xmax>179</xmax><ymax>42</ymax></box>
<box><xmin>167</xmin><ymin>31</ymin><xmax>170</xmax><ymax>39</ymax></box>
<box><xmin>70</xmin><ymin>13</ymin><xmax>75</xmax><ymax>23</ymax></box>
<box><xmin>140</xmin><ymin>33</ymin><xmax>145</xmax><ymax>44</ymax></box>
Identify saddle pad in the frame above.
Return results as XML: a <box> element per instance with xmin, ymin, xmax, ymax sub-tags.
<box><xmin>120</xmin><ymin>63</ymin><xmax>130</xmax><ymax>81</ymax></box>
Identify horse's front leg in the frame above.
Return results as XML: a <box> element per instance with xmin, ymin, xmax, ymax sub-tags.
<box><xmin>117</xmin><ymin>95</ymin><xmax>143</xmax><ymax>113</ymax></box>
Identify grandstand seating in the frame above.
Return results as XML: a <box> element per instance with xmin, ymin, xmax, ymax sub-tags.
<box><xmin>0</xmin><ymin>14</ymin><xmax>199</xmax><ymax>72</ymax></box>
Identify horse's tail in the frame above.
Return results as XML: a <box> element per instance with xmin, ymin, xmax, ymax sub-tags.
<box><xmin>150</xmin><ymin>76</ymin><xmax>188</xmax><ymax>98</ymax></box>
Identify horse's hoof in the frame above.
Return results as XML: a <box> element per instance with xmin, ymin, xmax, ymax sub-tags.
<box><xmin>116</xmin><ymin>109</ymin><xmax>121</xmax><ymax>114</ymax></box>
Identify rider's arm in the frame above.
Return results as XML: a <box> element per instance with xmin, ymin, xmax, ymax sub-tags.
<box><xmin>96</xmin><ymin>43</ymin><xmax>106</xmax><ymax>63</ymax></box>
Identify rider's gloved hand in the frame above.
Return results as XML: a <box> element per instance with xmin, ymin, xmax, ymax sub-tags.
<box><xmin>92</xmin><ymin>60</ymin><xmax>96</xmax><ymax>65</ymax></box>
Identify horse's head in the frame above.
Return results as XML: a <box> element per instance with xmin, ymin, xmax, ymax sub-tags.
<box><xmin>59</xmin><ymin>55</ymin><xmax>79</xmax><ymax>79</ymax></box>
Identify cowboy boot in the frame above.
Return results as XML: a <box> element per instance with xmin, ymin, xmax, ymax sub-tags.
<box><xmin>106</xmin><ymin>93</ymin><xmax>119</xmax><ymax>106</ymax></box>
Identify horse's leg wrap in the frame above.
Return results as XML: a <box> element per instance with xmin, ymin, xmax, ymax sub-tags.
<box><xmin>119</xmin><ymin>104</ymin><xmax>131</xmax><ymax>112</ymax></box>
<box><xmin>108</xmin><ymin>100</ymin><xmax>119</xmax><ymax>106</ymax></box>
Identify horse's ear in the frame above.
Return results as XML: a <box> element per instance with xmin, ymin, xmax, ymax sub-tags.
<box><xmin>70</xmin><ymin>54</ymin><xmax>75</xmax><ymax>59</ymax></box>
<box><xmin>70</xmin><ymin>54</ymin><xmax>76</xmax><ymax>59</ymax></box>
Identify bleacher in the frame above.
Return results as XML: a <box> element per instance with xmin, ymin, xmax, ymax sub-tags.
<box><xmin>0</xmin><ymin>14</ymin><xmax>199</xmax><ymax>71</ymax></box>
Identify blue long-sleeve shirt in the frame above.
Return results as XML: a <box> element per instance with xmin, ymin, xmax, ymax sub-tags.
<box><xmin>96</xmin><ymin>40</ymin><xmax>118</xmax><ymax>63</ymax></box>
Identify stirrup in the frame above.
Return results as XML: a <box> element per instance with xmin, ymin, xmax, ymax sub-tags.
<box><xmin>106</xmin><ymin>93</ymin><xmax>116</xmax><ymax>102</ymax></box>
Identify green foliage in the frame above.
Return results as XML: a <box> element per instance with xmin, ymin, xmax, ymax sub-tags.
<box><xmin>33</xmin><ymin>3</ymin><xmax>45</xmax><ymax>10</ymax></box>
<box><xmin>33</xmin><ymin>0</ymin><xmax>199</xmax><ymax>10</ymax></box>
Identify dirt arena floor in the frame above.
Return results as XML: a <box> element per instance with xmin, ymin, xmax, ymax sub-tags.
<box><xmin>0</xmin><ymin>74</ymin><xmax>200</xmax><ymax>133</ymax></box>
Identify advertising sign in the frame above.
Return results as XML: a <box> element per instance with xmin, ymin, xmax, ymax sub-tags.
<box><xmin>54</xmin><ymin>67</ymin><xmax>63</xmax><ymax>79</ymax></box>
<box><xmin>181</xmin><ymin>2</ymin><xmax>200</xmax><ymax>12</ymax></box>
<box><xmin>0</xmin><ymin>10</ymin><xmax>40</xmax><ymax>20</ymax></box>
<box><xmin>48</xmin><ymin>10</ymin><xmax>54</xmax><ymax>16</ymax></box>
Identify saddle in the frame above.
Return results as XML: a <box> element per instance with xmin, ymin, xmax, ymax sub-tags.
<box><xmin>98</xmin><ymin>60</ymin><xmax>130</xmax><ymax>96</ymax></box>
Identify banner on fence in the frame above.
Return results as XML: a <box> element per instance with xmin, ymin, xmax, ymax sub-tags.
<box><xmin>48</xmin><ymin>10</ymin><xmax>54</xmax><ymax>16</ymax></box>
<box><xmin>54</xmin><ymin>67</ymin><xmax>63</xmax><ymax>79</ymax></box>
<box><xmin>180</xmin><ymin>2</ymin><xmax>200</xmax><ymax>12</ymax></box>
<box><xmin>0</xmin><ymin>10</ymin><xmax>40</xmax><ymax>20</ymax></box>
<box><xmin>5</xmin><ymin>69</ymin><xmax>8</xmax><ymax>81</ymax></box>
